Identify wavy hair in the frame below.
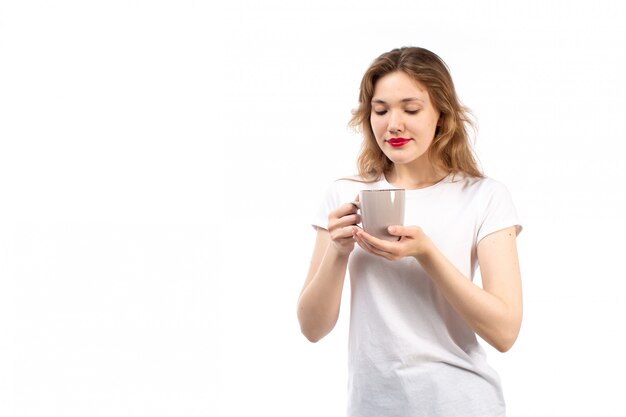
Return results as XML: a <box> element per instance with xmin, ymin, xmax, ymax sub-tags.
<box><xmin>349</xmin><ymin>47</ymin><xmax>483</xmax><ymax>181</ymax></box>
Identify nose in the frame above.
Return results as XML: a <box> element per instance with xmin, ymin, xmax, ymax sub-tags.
<box><xmin>387</xmin><ymin>110</ymin><xmax>404</xmax><ymax>134</ymax></box>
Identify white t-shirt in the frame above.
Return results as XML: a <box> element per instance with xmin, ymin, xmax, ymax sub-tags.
<box><xmin>312</xmin><ymin>172</ymin><xmax>522</xmax><ymax>417</ymax></box>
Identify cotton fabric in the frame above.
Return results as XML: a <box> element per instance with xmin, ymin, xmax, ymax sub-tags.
<box><xmin>312</xmin><ymin>173</ymin><xmax>522</xmax><ymax>417</ymax></box>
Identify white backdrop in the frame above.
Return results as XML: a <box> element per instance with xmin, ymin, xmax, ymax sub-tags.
<box><xmin>1</xmin><ymin>1</ymin><xmax>625</xmax><ymax>416</ymax></box>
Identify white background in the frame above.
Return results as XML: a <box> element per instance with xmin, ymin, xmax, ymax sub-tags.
<box><xmin>1</xmin><ymin>1</ymin><xmax>625</xmax><ymax>416</ymax></box>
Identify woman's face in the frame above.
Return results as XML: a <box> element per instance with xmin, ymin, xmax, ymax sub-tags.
<box><xmin>370</xmin><ymin>71</ymin><xmax>441</xmax><ymax>167</ymax></box>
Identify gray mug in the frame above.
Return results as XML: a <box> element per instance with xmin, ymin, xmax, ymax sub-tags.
<box><xmin>352</xmin><ymin>189</ymin><xmax>405</xmax><ymax>241</ymax></box>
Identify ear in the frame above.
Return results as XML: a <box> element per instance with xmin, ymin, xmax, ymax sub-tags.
<box><xmin>435</xmin><ymin>114</ymin><xmax>443</xmax><ymax>137</ymax></box>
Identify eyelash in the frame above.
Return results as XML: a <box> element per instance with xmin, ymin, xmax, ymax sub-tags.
<box><xmin>373</xmin><ymin>110</ymin><xmax>419</xmax><ymax>116</ymax></box>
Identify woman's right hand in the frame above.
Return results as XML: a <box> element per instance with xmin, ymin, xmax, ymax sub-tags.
<box><xmin>327</xmin><ymin>197</ymin><xmax>361</xmax><ymax>255</ymax></box>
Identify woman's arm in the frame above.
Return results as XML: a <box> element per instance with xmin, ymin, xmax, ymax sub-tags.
<box><xmin>415</xmin><ymin>227</ymin><xmax>522</xmax><ymax>352</ymax></box>
<box><xmin>297</xmin><ymin>230</ymin><xmax>349</xmax><ymax>343</ymax></box>
<box><xmin>353</xmin><ymin>225</ymin><xmax>522</xmax><ymax>352</ymax></box>
<box><xmin>297</xmin><ymin>202</ymin><xmax>360</xmax><ymax>343</ymax></box>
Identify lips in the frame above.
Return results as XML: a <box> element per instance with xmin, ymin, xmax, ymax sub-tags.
<box><xmin>387</xmin><ymin>137</ymin><xmax>412</xmax><ymax>147</ymax></box>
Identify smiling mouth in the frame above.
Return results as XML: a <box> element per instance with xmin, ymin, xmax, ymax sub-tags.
<box><xmin>387</xmin><ymin>138</ymin><xmax>412</xmax><ymax>147</ymax></box>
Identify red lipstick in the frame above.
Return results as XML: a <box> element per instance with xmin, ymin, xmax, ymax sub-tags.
<box><xmin>387</xmin><ymin>137</ymin><xmax>412</xmax><ymax>147</ymax></box>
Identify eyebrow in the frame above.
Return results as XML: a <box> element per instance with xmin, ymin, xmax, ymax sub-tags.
<box><xmin>371</xmin><ymin>97</ymin><xmax>424</xmax><ymax>104</ymax></box>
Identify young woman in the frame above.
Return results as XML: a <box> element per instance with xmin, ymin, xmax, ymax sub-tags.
<box><xmin>297</xmin><ymin>46</ymin><xmax>522</xmax><ymax>416</ymax></box>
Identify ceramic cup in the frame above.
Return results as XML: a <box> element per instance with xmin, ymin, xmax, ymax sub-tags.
<box><xmin>352</xmin><ymin>189</ymin><xmax>405</xmax><ymax>241</ymax></box>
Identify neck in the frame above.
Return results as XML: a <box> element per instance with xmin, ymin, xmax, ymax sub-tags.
<box><xmin>386</xmin><ymin>163</ymin><xmax>448</xmax><ymax>190</ymax></box>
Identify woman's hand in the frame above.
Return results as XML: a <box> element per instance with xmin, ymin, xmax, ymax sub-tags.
<box><xmin>353</xmin><ymin>225</ymin><xmax>433</xmax><ymax>261</ymax></box>
<box><xmin>354</xmin><ymin>224</ymin><xmax>523</xmax><ymax>352</ymax></box>
<box><xmin>327</xmin><ymin>198</ymin><xmax>361</xmax><ymax>256</ymax></box>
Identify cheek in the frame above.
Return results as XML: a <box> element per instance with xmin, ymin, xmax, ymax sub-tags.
<box><xmin>370</xmin><ymin>118</ymin><xmax>385</xmax><ymax>140</ymax></box>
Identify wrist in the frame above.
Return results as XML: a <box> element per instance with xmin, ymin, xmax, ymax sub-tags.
<box><xmin>413</xmin><ymin>237</ymin><xmax>436</xmax><ymax>263</ymax></box>
<box><xmin>328</xmin><ymin>243</ymin><xmax>352</xmax><ymax>260</ymax></box>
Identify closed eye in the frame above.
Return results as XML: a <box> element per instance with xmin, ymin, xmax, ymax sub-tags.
<box><xmin>372</xmin><ymin>109</ymin><xmax>419</xmax><ymax>116</ymax></box>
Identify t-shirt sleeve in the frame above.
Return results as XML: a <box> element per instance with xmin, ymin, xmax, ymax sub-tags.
<box><xmin>312</xmin><ymin>181</ymin><xmax>342</xmax><ymax>231</ymax></box>
<box><xmin>476</xmin><ymin>180</ymin><xmax>523</xmax><ymax>243</ymax></box>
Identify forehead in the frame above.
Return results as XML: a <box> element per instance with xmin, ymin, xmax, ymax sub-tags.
<box><xmin>372</xmin><ymin>71</ymin><xmax>430</xmax><ymax>102</ymax></box>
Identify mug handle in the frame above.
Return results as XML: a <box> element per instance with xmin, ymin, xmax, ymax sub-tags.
<box><xmin>350</xmin><ymin>201</ymin><xmax>363</xmax><ymax>229</ymax></box>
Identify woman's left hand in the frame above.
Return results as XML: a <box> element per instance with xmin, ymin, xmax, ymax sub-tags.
<box><xmin>353</xmin><ymin>225</ymin><xmax>433</xmax><ymax>261</ymax></box>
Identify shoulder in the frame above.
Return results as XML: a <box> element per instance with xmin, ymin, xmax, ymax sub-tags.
<box><xmin>326</xmin><ymin>174</ymin><xmax>378</xmax><ymax>194</ymax></box>
<box><xmin>443</xmin><ymin>174</ymin><xmax>517</xmax><ymax>215</ymax></box>
<box><xmin>448</xmin><ymin>173</ymin><xmax>510</xmax><ymax>197</ymax></box>
<box><xmin>455</xmin><ymin>174</ymin><xmax>519</xmax><ymax>221</ymax></box>
<box><xmin>318</xmin><ymin>174</ymin><xmax>372</xmax><ymax>205</ymax></box>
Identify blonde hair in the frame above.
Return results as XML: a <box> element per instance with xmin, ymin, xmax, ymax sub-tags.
<box><xmin>349</xmin><ymin>47</ymin><xmax>483</xmax><ymax>181</ymax></box>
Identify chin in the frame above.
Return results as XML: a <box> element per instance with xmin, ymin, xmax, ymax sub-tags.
<box><xmin>386</xmin><ymin>154</ymin><xmax>423</xmax><ymax>165</ymax></box>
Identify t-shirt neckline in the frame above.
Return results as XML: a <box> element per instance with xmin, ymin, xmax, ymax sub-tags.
<box><xmin>381</xmin><ymin>172</ymin><xmax>454</xmax><ymax>193</ymax></box>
